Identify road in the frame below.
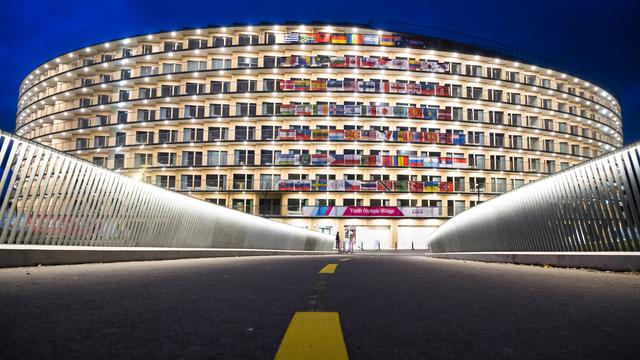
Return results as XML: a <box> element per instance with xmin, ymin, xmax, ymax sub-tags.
<box><xmin>1</xmin><ymin>254</ymin><xmax>639</xmax><ymax>359</ymax></box>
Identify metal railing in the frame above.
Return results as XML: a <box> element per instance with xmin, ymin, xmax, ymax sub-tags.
<box><xmin>427</xmin><ymin>141</ymin><xmax>640</xmax><ymax>252</ymax></box>
<box><xmin>0</xmin><ymin>131</ymin><xmax>332</xmax><ymax>250</ymax></box>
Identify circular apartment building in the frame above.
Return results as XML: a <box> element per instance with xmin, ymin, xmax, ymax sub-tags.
<box><xmin>15</xmin><ymin>23</ymin><xmax>623</xmax><ymax>249</ymax></box>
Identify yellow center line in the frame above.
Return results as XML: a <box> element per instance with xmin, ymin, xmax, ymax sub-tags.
<box><xmin>319</xmin><ymin>263</ymin><xmax>338</xmax><ymax>274</ymax></box>
<box><xmin>274</xmin><ymin>312</ymin><xmax>349</xmax><ymax>360</ymax></box>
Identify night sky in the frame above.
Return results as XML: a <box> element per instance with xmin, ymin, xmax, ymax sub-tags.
<box><xmin>0</xmin><ymin>0</ymin><xmax>637</xmax><ymax>143</ymax></box>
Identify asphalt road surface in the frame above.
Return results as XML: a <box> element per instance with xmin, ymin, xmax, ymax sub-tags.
<box><xmin>1</xmin><ymin>254</ymin><xmax>639</xmax><ymax>359</ymax></box>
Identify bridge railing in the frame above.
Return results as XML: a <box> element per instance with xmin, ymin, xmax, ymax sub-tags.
<box><xmin>0</xmin><ymin>131</ymin><xmax>332</xmax><ymax>251</ymax></box>
<box><xmin>427</xmin><ymin>141</ymin><xmax>640</xmax><ymax>253</ymax></box>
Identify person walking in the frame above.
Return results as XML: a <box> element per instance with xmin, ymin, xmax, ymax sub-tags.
<box><xmin>335</xmin><ymin>232</ymin><xmax>341</xmax><ymax>254</ymax></box>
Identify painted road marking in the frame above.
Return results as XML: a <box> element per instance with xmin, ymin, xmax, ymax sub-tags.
<box><xmin>319</xmin><ymin>264</ymin><xmax>338</xmax><ymax>274</ymax></box>
<box><xmin>274</xmin><ymin>312</ymin><xmax>348</xmax><ymax>360</ymax></box>
<box><xmin>339</xmin><ymin>258</ymin><xmax>351</xmax><ymax>262</ymax></box>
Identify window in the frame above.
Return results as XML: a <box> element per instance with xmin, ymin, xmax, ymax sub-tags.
<box><xmin>156</xmin><ymin>175</ymin><xmax>176</xmax><ymax>190</ymax></box>
<box><xmin>163</xmin><ymin>41</ymin><xmax>183</xmax><ymax>52</ymax></box>
<box><xmin>119</xmin><ymin>90</ymin><xmax>130</xmax><ymax>102</ymax></box>
<box><xmin>208</xmin><ymin>127</ymin><xmax>228</xmax><ymax>141</ymax></box>
<box><xmin>264</xmin><ymin>32</ymin><xmax>277</xmax><ymax>44</ymax></box>
<box><xmin>185</xmin><ymin>83</ymin><xmax>205</xmax><ymax>95</ymax></box>
<box><xmin>510</xmin><ymin>156</ymin><xmax>524</xmax><ymax>171</ymax></box>
<box><xmin>262</xmin><ymin>102</ymin><xmax>281</xmax><ymax>115</ymax></box>
<box><xmin>187</xmin><ymin>60</ymin><xmax>207</xmax><ymax>71</ymax></box>
<box><xmin>162</xmin><ymin>63</ymin><xmax>182</xmax><ymax>73</ymax></box>
<box><xmin>75</xmin><ymin>138</ymin><xmax>89</xmax><ymax>150</ymax></box>
<box><xmin>92</xmin><ymin>157</ymin><xmax>107</xmax><ymax>167</ymax></box>
<box><xmin>466</xmin><ymin>65</ymin><xmax>482</xmax><ymax>77</ymax></box>
<box><xmin>180</xmin><ymin>175</ymin><xmax>201</xmax><ymax>190</ymax></box>
<box><xmin>467</xmin><ymin>109</ymin><xmax>484</xmax><ymax>122</ymax></box>
<box><xmin>236</xmin><ymin>79</ymin><xmax>257</xmax><ymax>92</ymax></box>
<box><xmin>234</xmin><ymin>150</ymin><xmax>255</xmax><ymax>165</ymax></box>
<box><xmin>183</xmin><ymin>128</ymin><xmax>204</xmax><ymax>142</ymax></box>
<box><xmin>235</xmin><ymin>126</ymin><xmax>256</xmax><ymax>141</ymax></box>
<box><xmin>159</xmin><ymin>107</ymin><xmax>179</xmax><ymax>120</ymax></box>
<box><xmin>468</xmin><ymin>154</ymin><xmax>486</xmax><ymax>169</ymax></box>
<box><xmin>490</xmin><ymin>155</ymin><xmax>506</xmax><ymax>170</ymax></box>
<box><xmin>135</xmin><ymin>131</ymin><xmax>154</xmax><ymax>144</ymax></box>
<box><xmin>235</xmin><ymin>103</ymin><xmax>257</xmax><ymax>116</ymax></box>
<box><xmin>237</xmin><ymin>57</ymin><xmax>258</xmax><ymax>68</ymax></box>
<box><xmin>120</xmin><ymin>69</ymin><xmax>131</xmax><ymax>79</ymax></box>
<box><xmin>206</xmin><ymin>174</ymin><xmax>227</xmax><ymax>190</ymax></box>
<box><xmin>211</xmin><ymin>58</ymin><xmax>232</xmax><ymax>69</ymax></box>
<box><xmin>94</xmin><ymin>136</ymin><xmax>106</xmax><ymax>148</ymax></box>
<box><xmin>467</xmin><ymin>131</ymin><xmax>484</xmax><ymax>145</ymax></box>
<box><xmin>263</xmin><ymin>56</ymin><xmax>277</xmax><ymax>68</ymax></box>
<box><xmin>140</xmin><ymin>66</ymin><xmax>158</xmax><ymax>76</ymax></box>
<box><xmin>161</xmin><ymin>85</ymin><xmax>180</xmax><ymax>97</ymax></box>
<box><xmin>238</xmin><ymin>34</ymin><xmax>259</xmax><ymax>45</ymax></box>
<box><xmin>158</xmin><ymin>129</ymin><xmax>178</xmax><ymax>143</ymax></box>
<box><xmin>466</xmin><ymin>87</ymin><xmax>483</xmax><ymax>99</ymax></box>
<box><xmin>232</xmin><ymin>199</ymin><xmax>253</xmax><ymax>214</ymax></box>
<box><xmin>181</xmin><ymin>151</ymin><xmax>203</xmax><ymax>166</ymax></box>
<box><xmin>209</xmin><ymin>104</ymin><xmax>230</xmax><ymax>117</ymax></box>
<box><xmin>450</xmin><ymin>62</ymin><xmax>462</xmax><ymax>75</ymax></box>
<box><xmin>77</xmin><ymin>118</ymin><xmax>89</xmax><ymax>128</ymax></box>
<box><xmin>261</xmin><ymin>125</ymin><xmax>281</xmax><ymax>140</ymax></box>
<box><xmin>491</xmin><ymin>178</ymin><xmax>507</xmax><ymax>193</ymax></box>
<box><xmin>210</xmin><ymin>81</ymin><xmax>230</xmax><ymax>94</ymax></box>
<box><xmin>114</xmin><ymin>154</ymin><xmax>125</xmax><ymax>169</ymax></box>
<box><xmin>260</xmin><ymin>174</ymin><xmax>281</xmax><ymax>190</ymax></box>
<box><xmin>187</xmin><ymin>38</ymin><xmax>208</xmax><ymax>49</ymax></box>
<box><xmin>287</xmin><ymin>199</ymin><xmax>308</xmax><ymax>214</ymax></box>
<box><xmin>185</xmin><ymin>105</ymin><xmax>205</xmax><ymax>118</ymax></box>
<box><xmin>233</xmin><ymin>174</ymin><xmax>254</xmax><ymax>190</ymax></box>
<box><xmin>259</xmin><ymin>198</ymin><xmax>281</xmax><ymax>216</ymax></box>
<box><xmin>141</xmin><ymin>44</ymin><xmax>153</xmax><ymax>55</ymax></box>
<box><xmin>115</xmin><ymin>132</ymin><xmax>126</xmax><ymax>146</ymax></box>
<box><xmin>260</xmin><ymin>150</ymin><xmax>281</xmax><ymax>165</ymax></box>
<box><xmin>134</xmin><ymin>153</ymin><xmax>153</xmax><ymax>167</ymax></box>
<box><xmin>263</xmin><ymin>78</ymin><xmax>278</xmax><ymax>91</ymax></box>
<box><xmin>207</xmin><ymin>151</ymin><xmax>228</xmax><ymax>166</ymax></box>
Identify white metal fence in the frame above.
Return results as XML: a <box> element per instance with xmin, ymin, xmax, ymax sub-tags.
<box><xmin>0</xmin><ymin>131</ymin><xmax>332</xmax><ymax>251</ymax></box>
<box><xmin>427</xmin><ymin>141</ymin><xmax>640</xmax><ymax>252</ymax></box>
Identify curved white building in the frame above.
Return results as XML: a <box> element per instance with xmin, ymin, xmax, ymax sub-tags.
<box><xmin>15</xmin><ymin>23</ymin><xmax>623</xmax><ymax>249</ymax></box>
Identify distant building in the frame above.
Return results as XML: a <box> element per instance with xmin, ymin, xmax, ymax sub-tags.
<box><xmin>15</xmin><ymin>23</ymin><xmax>623</xmax><ymax>249</ymax></box>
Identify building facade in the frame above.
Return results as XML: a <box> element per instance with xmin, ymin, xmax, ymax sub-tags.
<box><xmin>15</xmin><ymin>24</ymin><xmax>623</xmax><ymax>249</ymax></box>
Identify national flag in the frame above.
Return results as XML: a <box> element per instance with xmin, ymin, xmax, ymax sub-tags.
<box><xmin>344</xmin><ymin>130</ymin><xmax>361</xmax><ymax>141</ymax></box>
<box><xmin>312</xmin><ymin>129</ymin><xmax>328</xmax><ymax>140</ymax></box>
<box><xmin>393</xmin><ymin>106</ymin><xmax>408</xmax><ymax>118</ymax></box>
<box><xmin>421</xmin><ymin>60</ymin><xmax>438</xmax><ymax>72</ymax></box>
<box><xmin>329</xmin><ymin>56</ymin><xmax>346</xmax><ymax>67</ymax></box>
<box><xmin>378</xmin><ymin>106</ymin><xmax>391</xmax><ymax>117</ymax></box>
<box><xmin>314</xmin><ymin>55</ymin><xmax>332</xmax><ymax>67</ymax></box>
<box><xmin>315</xmin><ymin>104</ymin><xmax>329</xmax><ymax>116</ymax></box>
<box><xmin>409</xmin><ymin>107</ymin><xmax>423</xmax><ymax>119</ymax></box>
<box><xmin>361</xmin><ymin>181</ymin><xmax>377</xmax><ymax>191</ymax></box>
<box><xmin>424</xmin><ymin>108</ymin><xmax>438</xmax><ymax>120</ymax></box>
<box><xmin>397</xmin><ymin>155</ymin><xmax>409</xmax><ymax>167</ymax></box>
<box><xmin>328</xmin><ymin>180</ymin><xmax>346</xmax><ymax>191</ymax></box>
<box><xmin>438</xmin><ymin>108</ymin><xmax>452</xmax><ymax>120</ymax></box>
<box><xmin>299</xmin><ymin>33</ymin><xmax>315</xmax><ymax>44</ymax></box>
<box><xmin>311</xmin><ymin>154</ymin><xmax>328</xmax><ymax>165</ymax></box>
<box><xmin>396</xmin><ymin>181</ymin><xmax>409</xmax><ymax>192</ymax></box>
<box><xmin>409</xmin><ymin>157</ymin><xmax>423</xmax><ymax>167</ymax></box>
<box><xmin>398</xmin><ymin>131</ymin><xmax>409</xmax><ymax>142</ymax></box>
<box><xmin>345</xmin><ymin>180</ymin><xmax>361</xmax><ymax>191</ymax></box>
<box><xmin>331</xmin><ymin>34</ymin><xmax>347</xmax><ymax>44</ymax></box>
<box><xmin>421</xmin><ymin>83</ymin><xmax>435</xmax><ymax>95</ymax></box>
<box><xmin>294</xmin><ymin>104</ymin><xmax>312</xmax><ymax>116</ymax></box>
<box><xmin>424</xmin><ymin>181</ymin><xmax>439</xmax><ymax>192</ymax></box>
<box><xmin>343</xmin><ymin>80</ymin><xmax>358</xmax><ymax>92</ymax></box>
<box><xmin>296</xmin><ymin>129</ymin><xmax>311</xmax><ymax>141</ymax></box>
<box><xmin>344</xmin><ymin>154</ymin><xmax>360</xmax><ymax>165</ymax></box>
<box><xmin>311</xmin><ymin>80</ymin><xmax>327</xmax><ymax>91</ymax></box>
<box><xmin>278</xmin><ymin>129</ymin><xmax>296</xmax><ymax>140</ymax></box>
<box><xmin>376</xmin><ymin>57</ymin><xmax>391</xmax><ymax>68</ymax></box>
<box><xmin>283</xmin><ymin>33</ymin><xmax>299</xmax><ymax>43</ymax></box>
<box><xmin>376</xmin><ymin>180</ymin><xmax>394</xmax><ymax>191</ymax></box>
<box><xmin>385</xmin><ymin>131</ymin><xmax>397</xmax><ymax>142</ymax></box>
<box><xmin>439</xmin><ymin>156</ymin><xmax>454</xmax><ymax>167</ymax></box>
<box><xmin>344</xmin><ymin>104</ymin><xmax>361</xmax><ymax>115</ymax></box>
<box><xmin>280</xmin><ymin>104</ymin><xmax>295</xmax><ymax>115</ymax></box>
<box><xmin>360</xmin><ymin>130</ymin><xmax>376</xmax><ymax>140</ymax></box>
<box><xmin>409</xmin><ymin>181</ymin><xmax>424</xmax><ymax>192</ymax></box>
<box><xmin>345</xmin><ymin>56</ymin><xmax>361</xmax><ymax>68</ymax></box>
<box><xmin>327</xmin><ymin>79</ymin><xmax>343</xmax><ymax>91</ymax></box>
<box><xmin>424</xmin><ymin>157</ymin><xmax>439</xmax><ymax>168</ymax></box>
<box><xmin>296</xmin><ymin>154</ymin><xmax>311</xmax><ymax>166</ymax></box>
<box><xmin>279</xmin><ymin>80</ymin><xmax>296</xmax><ymax>91</ymax></box>
<box><xmin>278</xmin><ymin>180</ymin><xmax>295</xmax><ymax>191</ymax></box>
<box><xmin>362</xmin><ymin>34</ymin><xmax>379</xmax><ymax>45</ymax></box>
<box><xmin>382</xmin><ymin>155</ymin><xmax>394</xmax><ymax>166</ymax></box>
<box><xmin>406</xmin><ymin>82</ymin><xmax>421</xmax><ymax>94</ymax></box>
<box><xmin>452</xmin><ymin>157</ymin><xmax>467</xmax><ymax>167</ymax></box>
<box><xmin>361</xmin><ymin>57</ymin><xmax>378</xmax><ymax>67</ymax></box>
<box><xmin>293</xmin><ymin>55</ymin><xmax>312</xmax><ymax>67</ymax></box>
<box><xmin>379</xmin><ymin>35</ymin><xmax>394</xmax><ymax>46</ymax></box>
<box><xmin>293</xmin><ymin>80</ymin><xmax>310</xmax><ymax>91</ymax></box>
<box><xmin>294</xmin><ymin>180</ymin><xmax>311</xmax><ymax>190</ymax></box>
<box><xmin>393</xmin><ymin>35</ymin><xmax>406</xmax><ymax>47</ymax></box>
<box><xmin>439</xmin><ymin>182</ymin><xmax>453</xmax><ymax>192</ymax></box>
<box><xmin>277</xmin><ymin>154</ymin><xmax>295</xmax><ymax>165</ymax></box>
<box><xmin>436</xmin><ymin>85</ymin><xmax>450</xmax><ymax>97</ymax></box>
<box><xmin>409</xmin><ymin>59</ymin><xmax>421</xmax><ymax>70</ymax></box>
<box><xmin>328</xmin><ymin>129</ymin><xmax>345</xmax><ymax>141</ymax></box>
<box><xmin>311</xmin><ymin>179</ymin><xmax>327</xmax><ymax>191</ymax></box>
<box><xmin>436</xmin><ymin>62</ymin><xmax>450</xmax><ymax>73</ymax></box>
<box><xmin>315</xmin><ymin>32</ymin><xmax>331</xmax><ymax>44</ymax></box>
<box><xmin>347</xmin><ymin>34</ymin><xmax>363</xmax><ymax>44</ymax></box>
<box><xmin>425</xmin><ymin>132</ymin><xmax>438</xmax><ymax>143</ymax></box>
<box><xmin>453</xmin><ymin>134</ymin><xmax>465</xmax><ymax>145</ymax></box>
<box><xmin>358</xmin><ymin>81</ymin><xmax>377</xmax><ymax>92</ymax></box>
<box><xmin>329</xmin><ymin>104</ymin><xmax>344</xmax><ymax>116</ymax></box>
<box><xmin>329</xmin><ymin>154</ymin><xmax>343</xmax><ymax>165</ymax></box>
<box><xmin>391</xmin><ymin>59</ymin><xmax>408</xmax><ymax>69</ymax></box>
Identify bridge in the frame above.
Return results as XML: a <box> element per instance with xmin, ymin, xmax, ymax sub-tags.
<box><xmin>0</xmin><ymin>131</ymin><xmax>639</xmax><ymax>359</ymax></box>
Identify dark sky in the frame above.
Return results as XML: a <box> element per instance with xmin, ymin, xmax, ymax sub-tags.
<box><xmin>1</xmin><ymin>0</ymin><xmax>638</xmax><ymax>143</ymax></box>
